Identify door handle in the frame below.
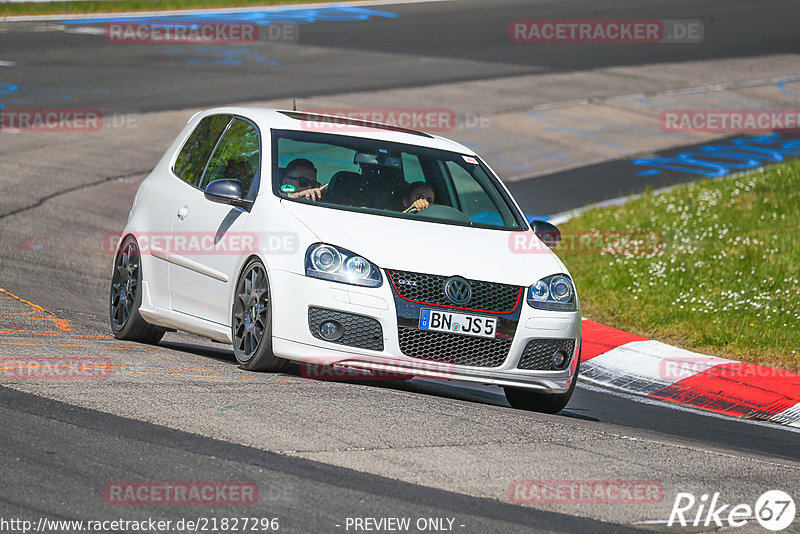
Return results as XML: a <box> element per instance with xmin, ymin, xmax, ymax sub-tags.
<box><xmin>176</xmin><ymin>206</ymin><xmax>188</xmax><ymax>221</ymax></box>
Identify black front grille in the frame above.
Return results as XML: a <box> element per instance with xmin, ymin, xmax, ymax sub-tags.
<box><xmin>308</xmin><ymin>308</ymin><xmax>384</xmax><ymax>351</ymax></box>
<box><xmin>397</xmin><ymin>326</ymin><xmax>512</xmax><ymax>368</ymax></box>
<box><xmin>517</xmin><ymin>339</ymin><xmax>575</xmax><ymax>370</ymax></box>
<box><xmin>387</xmin><ymin>270</ymin><xmax>522</xmax><ymax>313</ymax></box>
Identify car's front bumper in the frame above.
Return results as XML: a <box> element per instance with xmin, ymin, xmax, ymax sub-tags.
<box><xmin>269</xmin><ymin>270</ymin><xmax>581</xmax><ymax>393</ymax></box>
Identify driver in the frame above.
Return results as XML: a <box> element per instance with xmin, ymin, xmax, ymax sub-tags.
<box><xmin>281</xmin><ymin>158</ymin><xmax>327</xmax><ymax>201</ymax></box>
<box><xmin>402</xmin><ymin>182</ymin><xmax>435</xmax><ymax>213</ymax></box>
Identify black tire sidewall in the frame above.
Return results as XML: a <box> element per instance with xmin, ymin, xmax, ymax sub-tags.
<box><xmin>505</xmin><ymin>346</ymin><xmax>581</xmax><ymax>413</ymax></box>
<box><xmin>109</xmin><ymin>236</ymin><xmax>163</xmax><ymax>344</ymax></box>
<box><xmin>232</xmin><ymin>259</ymin><xmax>285</xmax><ymax>372</ymax></box>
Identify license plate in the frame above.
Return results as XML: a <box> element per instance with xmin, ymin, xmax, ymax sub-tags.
<box><xmin>418</xmin><ymin>309</ymin><xmax>497</xmax><ymax>339</ymax></box>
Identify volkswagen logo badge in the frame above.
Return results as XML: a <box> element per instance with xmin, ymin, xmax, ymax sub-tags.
<box><xmin>444</xmin><ymin>276</ymin><xmax>472</xmax><ymax>305</ymax></box>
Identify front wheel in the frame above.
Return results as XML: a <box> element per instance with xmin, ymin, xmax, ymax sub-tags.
<box><xmin>504</xmin><ymin>355</ymin><xmax>580</xmax><ymax>414</ymax></box>
<box><xmin>109</xmin><ymin>236</ymin><xmax>164</xmax><ymax>344</ymax></box>
<box><xmin>232</xmin><ymin>258</ymin><xmax>287</xmax><ymax>372</ymax></box>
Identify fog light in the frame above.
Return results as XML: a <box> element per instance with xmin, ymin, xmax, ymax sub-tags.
<box><xmin>319</xmin><ymin>320</ymin><xmax>344</xmax><ymax>341</ymax></box>
<box><xmin>552</xmin><ymin>350</ymin><xmax>569</xmax><ymax>370</ymax></box>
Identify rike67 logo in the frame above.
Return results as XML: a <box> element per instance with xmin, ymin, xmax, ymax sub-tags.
<box><xmin>668</xmin><ymin>490</ymin><xmax>795</xmax><ymax>531</ymax></box>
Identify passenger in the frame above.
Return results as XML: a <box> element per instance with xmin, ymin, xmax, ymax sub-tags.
<box><xmin>281</xmin><ymin>158</ymin><xmax>327</xmax><ymax>201</ymax></box>
<box><xmin>402</xmin><ymin>182</ymin><xmax>435</xmax><ymax>213</ymax></box>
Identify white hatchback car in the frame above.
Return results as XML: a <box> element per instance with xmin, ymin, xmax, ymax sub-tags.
<box><xmin>110</xmin><ymin>108</ymin><xmax>581</xmax><ymax>413</ymax></box>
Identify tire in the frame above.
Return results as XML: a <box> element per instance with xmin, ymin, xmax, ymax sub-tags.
<box><xmin>232</xmin><ymin>258</ymin><xmax>287</xmax><ymax>372</ymax></box>
<box><xmin>109</xmin><ymin>236</ymin><xmax>165</xmax><ymax>344</ymax></box>
<box><xmin>504</xmin><ymin>352</ymin><xmax>581</xmax><ymax>414</ymax></box>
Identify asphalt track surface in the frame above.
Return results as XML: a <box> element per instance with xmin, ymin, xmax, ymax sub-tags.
<box><xmin>2</xmin><ymin>387</ymin><xmax>629</xmax><ymax>534</ymax></box>
<box><xmin>0</xmin><ymin>0</ymin><xmax>797</xmax><ymax>111</ymax></box>
<box><xmin>2</xmin><ymin>0</ymin><xmax>800</xmax><ymax>531</ymax></box>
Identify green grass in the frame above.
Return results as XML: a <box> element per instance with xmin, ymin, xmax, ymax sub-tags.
<box><xmin>558</xmin><ymin>161</ymin><xmax>800</xmax><ymax>369</ymax></box>
<box><xmin>0</xmin><ymin>1</ymin><xmax>326</xmax><ymax>16</ymax></box>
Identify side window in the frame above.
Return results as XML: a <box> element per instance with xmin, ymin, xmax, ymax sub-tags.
<box><xmin>173</xmin><ymin>114</ymin><xmax>232</xmax><ymax>187</ymax></box>
<box><xmin>201</xmin><ymin>118</ymin><xmax>260</xmax><ymax>195</ymax></box>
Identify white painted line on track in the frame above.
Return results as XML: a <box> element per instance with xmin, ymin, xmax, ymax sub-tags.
<box><xmin>63</xmin><ymin>27</ymin><xmax>104</xmax><ymax>35</ymax></box>
<box><xmin>632</xmin><ymin>517</ymin><xmax>760</xmax><ymax>526</ymax></box>
<box><xmin>0</xmin><ymin>60</ymin><xmax>16</xmax><ymax>67</ymax></box>
<box><xmin>771</xmin><ymin>402</ymin><xmax>800</xmax><ymax>428</ymax></box>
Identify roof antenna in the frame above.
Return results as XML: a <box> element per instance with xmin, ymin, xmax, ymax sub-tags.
<box><xmin>292</xmin><ymin>99</ymin><xmax>297</xmax><ymax>111</ymax></box>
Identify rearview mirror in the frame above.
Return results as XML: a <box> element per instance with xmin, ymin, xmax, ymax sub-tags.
<box><xmin>354</xmin><ymin>152</ymin><xmax>402</xmax><ymax>168</ymax></box>
<box><xmin>204</xmin><ymin>179</ymin><xmax>253</xmax><ymax>210</ymax></box>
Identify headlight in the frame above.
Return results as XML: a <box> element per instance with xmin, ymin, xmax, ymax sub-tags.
<box><xmin>527</xmin><ymin>274</ymin><xmax>578</xmax><ymax>311</ymax></box>
<box><xmin>305</xmin><ymin>244</ymin><xmax>382</xmax><ymax>287</ymax></box>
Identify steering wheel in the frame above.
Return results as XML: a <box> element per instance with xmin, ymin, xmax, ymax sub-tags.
<box><xmin>405</xmin><ymin>204</ymin><xmax>472</xmax><ymax>224</ymax></box>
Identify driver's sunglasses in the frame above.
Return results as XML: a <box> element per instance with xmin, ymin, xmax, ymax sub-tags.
<box><xmin>287</xmin><ymin>176</ymin><xmax>319</xmax><ymax>188</ymax></box>
<box><xmin>415</xmin><ymin>194</ymin><xmax>434</xmax><ymax>203</ymax></box>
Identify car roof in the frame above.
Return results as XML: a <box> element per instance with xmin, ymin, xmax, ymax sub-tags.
<box><xmin>196</xmin><ymin>106</ymin><xmax>478</xmax><ymax>155</ymax></box>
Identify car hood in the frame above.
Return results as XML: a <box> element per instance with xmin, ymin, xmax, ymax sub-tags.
<box><xmin>280</xmin><ymin>201</ymin><xmax>566</xmax><ymax>287</ymax></box>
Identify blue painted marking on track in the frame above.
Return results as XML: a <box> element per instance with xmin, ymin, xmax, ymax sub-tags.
<box><xmin>0</xmin><ymin>85</ymin><xmax>108</xmax><ymax>105</ymax></box>
<box><xmin>24</xmin><ymin>87</ymin><xmax>108</xmax><ymax>95</ymax></box>
<box><xmin>633</xmin><ymin>133</ymin><xmax>800</xmax><ymax>177</ymax></box>
<box><xmin>0</xmin><ymin>83</ymin><xmax>19</xmax><ymax>96</ymax></box>
<box><xmin>164</xmin><ymin>45</ymin><xmax>278</xmax><ymax>66</ymax></box>
<box><xmin>525</xmin><ymin>214</ymin><xmax>550</xmax><ymax>223</ymax></box>
<box><xmin>777</xmin><ymin>79</ymin><xmax>800</xmax><ymax>97</ymax></box>
<box><xmin>60</xmin><ymin>6</ymin><xmax>398</xmax><ymax>25</ymax></box>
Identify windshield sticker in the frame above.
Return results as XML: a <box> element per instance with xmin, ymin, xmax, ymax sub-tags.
<box><xmin>280</xmin><ymin>184</ymin><xmax>296</xmax><ymax>193</ymax></box>
<box><xmin>463</xmin><ymin>155</ymin><xmax>479</xmax><ymax>164</ymax></box>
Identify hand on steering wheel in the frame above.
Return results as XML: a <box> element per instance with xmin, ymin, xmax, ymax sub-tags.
<box><xmin>403</xmin><ymin>198</ymin><xmax>430</xmax><ymax>213</ymax></box>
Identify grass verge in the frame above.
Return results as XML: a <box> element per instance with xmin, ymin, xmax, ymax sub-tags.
<box><xmin>558</xmin><ymin>160</ymin><xmax>800</xmax><ymax>369</ymax></box>
<box><xmin>0</xmin><ymin>1</ymin><xmax>326</xmax><ymax>17</ymax></box>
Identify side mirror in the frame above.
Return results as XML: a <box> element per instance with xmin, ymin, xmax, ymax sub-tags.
<box><xmin>531</xmin><ymin>219</ymin><xmax>561</xmax><ymax>248</ymax></box>
<box><xmin>204</xmin><ymin>179</ymin><xmax>253</xmax><ymax>210</ymax></box>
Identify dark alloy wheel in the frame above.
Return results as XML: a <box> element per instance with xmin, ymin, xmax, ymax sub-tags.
<box><xmin>109</xmin><ymin>236</ymin><xmax>164</xmax><ymax>344</ymax></box>
<box><xmin>232</xmin><ymin>259</ymin><xmax>287</xmax><ymax>372</ymax></box>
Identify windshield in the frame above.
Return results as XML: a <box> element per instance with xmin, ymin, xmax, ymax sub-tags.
<box><xmin>272</xmin><ymin>129</ymin><xmax>526</xmax><ymax>231</ymax></box>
